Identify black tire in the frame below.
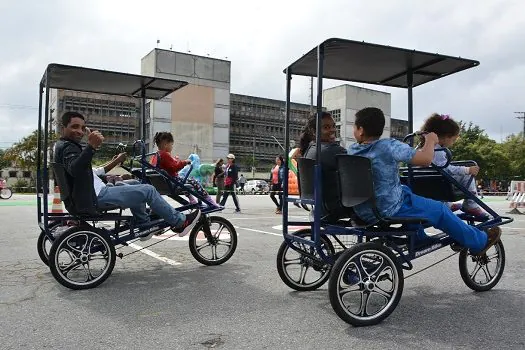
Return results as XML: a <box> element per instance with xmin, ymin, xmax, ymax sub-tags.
<box><xmin>459</xmin><ymin>240</ymin><xmax>505</xmax><ymax>292</ymax></box>
<box><xmin>0</xmin><ymin>187</ymin><xmax>12</xmax><ymax>199</ymax></box>
<box><xmin>48</xmin><ymin>226</ymin><xmax>116</xmax><ymax>290</ymax></box>
<box><xmin>276</xmin><ymin>229</ymin><xmax>335</xmax><ymax>291</ymax></box>
<box><xmin>328</xmin><ymin>242</ymin><xmax>404</xmax><ymax>326</ymax></box>
<box><xmin>188</xmin><ymin>216</ymin><xmax>237</xmax><ymax>266</ymax></box>
<box><xmin>37</xmin><ymin>221</ymin><xmax>64</xmax><ymax>266</ymax></box>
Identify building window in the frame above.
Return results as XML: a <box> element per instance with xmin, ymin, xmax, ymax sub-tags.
<box><xmin>329</xmin><ymin>109</ymin><xmax>341</xmax><ymax>123</ymax></box>
<box><xmin>23</xmin><ymin>171</ymin><xmax>31</xmax><ymax>178</ymax></box>
<box><xmin>8</xmin><ymin>171</ymin><xmax>17</xmax><ymax>178</ymax></box>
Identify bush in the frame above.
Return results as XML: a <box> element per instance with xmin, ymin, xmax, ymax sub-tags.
<box><xmin>12</xmin><ymin>179</ymin><xmax>31</xmax><ymax>193</ymax></box>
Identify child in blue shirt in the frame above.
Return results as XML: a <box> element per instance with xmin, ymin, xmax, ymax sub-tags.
<box><xmin>347</xmin><ymin>107</ymin><xmax>500</xmax><ymax>255</ymax></box>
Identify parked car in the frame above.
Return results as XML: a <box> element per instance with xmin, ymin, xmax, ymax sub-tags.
<box><xmin>244</xmin><ymin>180</ymin><xmax>269</xmax><ymax>194</ymax></box>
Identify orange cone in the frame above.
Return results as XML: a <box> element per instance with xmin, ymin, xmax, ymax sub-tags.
<box><xmin>51</xmin><ymin>186</ymin><xmax>65</xmax><ymax>213</ymax></box>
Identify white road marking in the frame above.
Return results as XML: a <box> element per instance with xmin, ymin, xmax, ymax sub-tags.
<box><xmin>233</xmin><ymin>226</ymin><xmax>282</xmax><ymax>237</ymax></box>
<box><xmin>128</xmin><ymin>242</ymin><xmax>181</xmax><ymax>266</ymax></box>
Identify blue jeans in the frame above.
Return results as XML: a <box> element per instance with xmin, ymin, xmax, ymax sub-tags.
<box><xmin>97</xmin><ymin>184</ymin><xmax>185</xmax><ymax>227</ymax></box>
<box><xmin>395</xmin><ymin>186</ymin><xmax>487</xmax><ymax>253</ymax></box>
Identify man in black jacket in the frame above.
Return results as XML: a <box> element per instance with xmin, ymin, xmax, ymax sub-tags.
<box><xmin>54</xmin><ymin>111</ymin><xmax>200</xmax><ymax>240</ymax></box>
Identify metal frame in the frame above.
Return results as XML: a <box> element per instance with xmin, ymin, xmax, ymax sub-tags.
<box><xmin>37</xmin><ymin>64</ymin><xmax>189</xmax><ymax>233</ymax></box>
<box><xmin>280</xmin><ymin>38</ymin><xmax>510</xmax><ymax>267</ymax></box>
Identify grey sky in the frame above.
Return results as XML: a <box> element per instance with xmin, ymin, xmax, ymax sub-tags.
<box><xmin>1</xmin><ymin>0</ymin><xmax>524</xmax><ymax>147</ymax></box>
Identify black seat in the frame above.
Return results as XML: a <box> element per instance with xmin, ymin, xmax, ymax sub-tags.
<box><xmin>297</xmin><ymin>158</ymin><xmax>315</xmax><ymax>201</ymax></box>
<box><xmin>296</xmin><ymin>157</ymin><xmax>350</xmax><ymax>222</ymax></box>
<box><xmin>51</xmin><ymin>163</ymin><xmax>120</xmax><ymax>216</ymax></box>
<box><xmin>145</xmin><ymin>169</ymin><xmax>192</xmax><ymax>197</ymax></box>
<box><xmin>400</xmin><ymin>167</ymin><xmax>464</xmax><ymax>202</ymax></box>
<box><xmin>336</xmin><ymin>155</ymin><xmax>428</xmax><ymax>226</ymax></box>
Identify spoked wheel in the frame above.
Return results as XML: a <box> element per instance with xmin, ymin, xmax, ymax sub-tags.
<box><xmin>48</xmin><ymin>226</ymin><xmax>116</xmax><ymax>290</ymax></box>
<box><xmin>0</xmin><ymin>187</ymin><xmax>12</xmax><ymax>199</ymax></box>
<box><xmin>276</xmin><ymin>229</ymin><xmax>335</xmax><ymax>291</ymax></box>
<box><xmin>459</xmin><ymin>240</ymin><xmax>505</xmax><ymax>292</ymax></box>
<box><xmin>37</xmin><ymin>221</ymin><xmax>70</xmax><ymax>266</ymax></box>
<box><xmin>188</xmin><ymin>216</ymin><xmax>237</xmax><ymax>266</ymax></box>
<box><xmin>328</xmin><ymin>242</ymin><xmax>404</xmax><ymax>326</ymax></box>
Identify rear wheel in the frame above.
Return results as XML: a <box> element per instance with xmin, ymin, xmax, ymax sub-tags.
<box><xmin>37</xmin><ymin>221</ymin><xmax>68</xmax><ymax>266</ymax></box>
<box><xmin>188</xmin><ymin>216</ymin><xmax>237</xmax><ymax>266</ymax></box>
<box><xmin>328</xmin><ymin>242</ymin><xmax>404</xmax><ymax>326</ymax></box>
<box><xmin>48</xmin><ymin>226</ymin><xmax>116</xmax><ymax>290</ymax></box>
<box><xmin>0</xmin><ymin>187</ymin><xmax>12</xmax><ymax>199</ymax></box>
<box><xmin>459</xmin><ymin>240</ymin><xmax>505</xmax><ymax>292</ymax></box>
<box><xmin>276</xmin><ymin>229</ymin><xmax>335</xmax><ymax>291</ymax></box>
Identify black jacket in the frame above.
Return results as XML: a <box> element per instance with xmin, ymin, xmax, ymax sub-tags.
<box><xmin>53</xmin><ymin>138</ymin><xmax>98</xmax><ymax>215</ymax></box>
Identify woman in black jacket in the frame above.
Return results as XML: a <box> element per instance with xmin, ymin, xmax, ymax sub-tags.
<box><xmin>219</xmin><ymin>154</ymin><xmax>241</xmax><ymax>212</ymax></box>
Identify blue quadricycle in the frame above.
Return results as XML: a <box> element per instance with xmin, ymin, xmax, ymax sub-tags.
<box><xmin>36</xmin><ymin>64</ymin><xmax>237</xmax><ymax>290</ymax></box>
<box><xmin>276</xmin><ymin>39</ymin><xmax>513</xmax><ymax>326</ymax></box>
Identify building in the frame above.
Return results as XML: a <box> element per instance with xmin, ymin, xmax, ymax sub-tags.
<box><xmin>323</xmin><ymin>85</ymin><xmax>391</xmax><ymax>148</ymax></box>
<box><xmin>50</xmin><ymin>89</ymin><xmax>140</xmax><ymax>148</ymax></box>
<box><xmin>390</xmin><ymin>118</ymin><xmax>410</xmax><ymax>141</ymax></box>
<box><xmin>230</xmin><ymin>94</ymin><xmax>312</xmax><ymax>169</ymax></box>
<box><xmin>141</xmin><ymin>49</ymin><xmax>231</xmax><ymax>161</ymax></box>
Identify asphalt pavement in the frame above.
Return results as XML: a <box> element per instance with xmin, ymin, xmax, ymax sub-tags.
<box><xmin>0</xmin><ymin>194</ymin><xmax>524</xmax><ymax>350</ymax></box>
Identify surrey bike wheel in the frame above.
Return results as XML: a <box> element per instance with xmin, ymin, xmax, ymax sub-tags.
<box><xmin>189</xmin><ymin>216</ymin><xmax>237</xmax><ymax>266</ymax></box>
<box><xmin>48</xmin><ymin>226</ymin><xmax>116</xmax><ymax>290</ymax></box>
<box><xmin>276</xmin><ymin>229</ymin><xmax>335</xmax><ymax>291</ymax></box>
<box><xmin>0</xmin><ymin>187</ymin><xmax>12</xmax><ymax>199</ymax></box>
<box><xmin>459</xmin><ymin>240</ymin><xmax>505</xmax><ymax>292</ymax></box>
<box><xmin>37</xmin><ymin>221</ymin><xmax>70</xmax><ymax>266</ymax></box>
<box><xmin>328</xmin><ymin>242</ymin><xmax>404</xmax><ymax>326</ymax></box>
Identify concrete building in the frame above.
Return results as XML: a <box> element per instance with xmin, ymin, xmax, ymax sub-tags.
<box><xmin>141</xmin><ymin>49</ymin><xmax>231</xmax><ymax>162</ymax></box>
<box><xmin>391</xmin><ymin>118</ymin><xmax>410</xmax><ymax>141</ymax></box>
<box><xmin>50</xmin><ymin>89</ymin><xmax>140</xmax><ymax>147</ymax></box>
<box><xmin>230</xmin><ymin>94</ymin><xmax>312</xmax><ymax>168</ymax></box>
<box><xmin>323</xmin><ymin>85</ymin><xmax>391</xmax><ymax>147</ymax></box>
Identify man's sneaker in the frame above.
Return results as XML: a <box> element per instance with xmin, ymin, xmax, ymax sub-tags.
<box><xmin>474</xmin><ymin>226</ymin><xmax>502</xmax><ymax>256</ymax></box>
<box><xmin>235</xmin><ymin>209</ymin><xmax>241</xmax><ymax>213</ymax></box>
<box><xmin>172</xmin><ymin>210</ymin><xmax>201</xmax><ymax>237</ymax></box>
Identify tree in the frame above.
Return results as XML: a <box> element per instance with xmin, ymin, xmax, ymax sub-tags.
<box><xmin>0</xmin><ymin>149</ymin><xmax>11</xmax><ymax>170</ymax></box>
<box><xmin>3</xmin><ymin>130</ymin><xmax>58</xmax><ymax>171</ymax></box>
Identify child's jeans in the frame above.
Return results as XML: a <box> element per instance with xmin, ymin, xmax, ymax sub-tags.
<box><xmin>395</xmin><ymin>186</ymin><xmax>487</xmax><ymax>253</ymax></box>
<box><xmin>450</xmin><ymin>173</ymin><xmax>480</xmax><ymax>210</ymax></box>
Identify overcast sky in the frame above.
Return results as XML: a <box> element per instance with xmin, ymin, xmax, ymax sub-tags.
<box><xmin>1</xmin><ymin>0</ymin><xmax>524</xmax><ymax>148</ymax></box>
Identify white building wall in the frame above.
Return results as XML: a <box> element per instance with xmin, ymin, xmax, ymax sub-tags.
<box><xmin>323</xmin><ymin>85</ymin><xmax>391</xmax><ymax>148</ymax></box>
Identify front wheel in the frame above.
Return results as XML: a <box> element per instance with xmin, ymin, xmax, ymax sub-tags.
<box><xmin>459</xmin><ymin>240</ymin><xmax>505</xmax><ymax>292</ymax></box>
<box><xmin>328</xmin><ymin>242</ymin><xmax>404</xmax><ymax>327</ymax></box>
<box><xmin>0</xmin><ymin>187</ymin><xmax>12</xmax><ymax>199</ymax></box>
<box><xmin>37</xmin><ymin>221</ymin><xmax>69</xmax><ymax>266</ymax></box>
<box><xmin>188</xmin><ymin>216</ymin><xmax>237</xmax><ymax>266</ymax></box>
<box><xmin>48</xmin><ymin>226</ymin><xmax>116</xmax><ymax>290</ymax></box>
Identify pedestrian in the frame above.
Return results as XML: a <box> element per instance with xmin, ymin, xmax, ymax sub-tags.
<box><xmin>213</xmin><ymin>158</ymin><xmax>225</xmax><ymax>203</ymax></box>
<box><xmin>220</xmin><ymin>154</ymin><xmax>241</xmax><ymax>212</ymax></box>
<box><xmin>269</xmin><ymin>155</ymin><xmax>285</xmax><ymax>214</ymax></box>
<box><xmin>238</xmin><ymin>174</ymin><xmax>246</xmax><ymax>193</ymax></box>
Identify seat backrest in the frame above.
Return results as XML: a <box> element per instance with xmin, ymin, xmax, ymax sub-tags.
<box><xmin>51</xmin><ymin>162</ymin><xmax>72</xmax><ymax>202</ymax></box>
<box><xmin>145</xmin><ymin>171</ymin><xmax>173</xmax><ymax>196</ymax></box>
<box><xmin>400</xmin><ymin>167</ymin><xmax>463</xmax><ymax>202</ymax></box>
<box><xmin>297</xmin><ymin>157</ymin><xmax>315</xmax><ymax>200</ymax></box>
<box><xmin>336</xmin><ymin>155</ymin><xmax>375</xmax><ymax>208</ymax></box>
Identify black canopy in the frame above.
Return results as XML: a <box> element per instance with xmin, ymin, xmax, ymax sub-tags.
<box><xmin>41</xmin><ymin>64</ymin><xmax>188</xmax><ymax>99</ymax></box>
<box><xmin>284</xmin><ymin>38</ymin><xmax>479</xmax><ymax>88</ymax></box>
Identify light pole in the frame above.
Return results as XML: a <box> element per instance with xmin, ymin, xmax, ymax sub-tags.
<box><xmin>514</xmin><ymin>112</ymin><xmax>525</xmax><ymax>140</ymax></box>
<box><xmin>252</xmin><ymin>137</ymin><xmax>255</xmax><ymax>179</ymax></box>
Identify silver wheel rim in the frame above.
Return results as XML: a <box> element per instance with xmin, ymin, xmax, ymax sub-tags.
<box><xmin>336</xmin><ymin>249</ymin><xmax>399</xmax><ymax>321</ymax></box>
<box><xmin>465</xmin><ymin>243</ymin><xmax>503</xmax><ymax>287</ymax></box>
<box><xmin>54</xmin><ymin>231</ymin><xmax>112</xmax><ymax>286</ymax></box>
<box><xmin>281</xmin><ymin>238</ymin><xmax>331</xmax><ymax>288</ymax></box>
<box><xmin>192</xmin><ymin>220</ymin><xmax>234</xmax><ymax>262</ymax></box>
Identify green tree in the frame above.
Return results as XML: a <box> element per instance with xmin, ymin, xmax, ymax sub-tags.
<box><xmin>0</xmin><ymin>149</ymin><xmax>11</xmax><ymax>170</ymax></box>
<box><xmin>500</xmin><ymin>134</ymin><xmax>525</xmax><ymax>179</ymax></box>
<box><xmin>3</xmin><ymin>130</ymin><xmax>58</xmax><ymax>171</ymax></box>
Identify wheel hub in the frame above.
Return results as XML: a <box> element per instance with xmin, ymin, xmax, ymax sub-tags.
<box><xmin>364</xmin><ymin>279</ymin><xmax>375</xmax><ymax>291</ymax></box>
<box><xmin>80</xmin><ymin>254</ymin><xmax>89</xmax><ymax>263</ymax></box>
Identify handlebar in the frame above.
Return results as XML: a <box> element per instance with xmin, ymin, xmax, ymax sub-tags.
<box><xmin>402</xmin><ymin>132</ymin><xmax>452</xmax><ymax>169</ymax></box>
